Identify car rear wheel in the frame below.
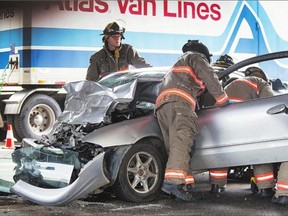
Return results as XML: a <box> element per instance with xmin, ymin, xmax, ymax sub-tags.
<box><xmin>112</xmin><ymin>142</ymin><xmax>165</xmax><ymax>202</ymax></box>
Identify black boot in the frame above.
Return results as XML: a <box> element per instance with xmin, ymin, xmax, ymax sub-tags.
<box><xmin>257</xmin><ymin>188</ymin><xmax>275</xmax><ymax>198</ymax></box>
<box><xmin>272</xmin><ymin>195</ymin><xmax>288</xmax><ymax>205</ymax></box>
<box><xmin>210</xmin><ymin>184</ymin><xmax>226</xmax><ymax>194</ymax></box>
<box><xmin>162</xmin><ymin>183</ymin><xmax>203</xmax><ymax>202</ymax></box>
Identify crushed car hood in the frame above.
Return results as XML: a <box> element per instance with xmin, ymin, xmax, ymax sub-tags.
<box><xmin>57</xmin><ymin>79</ymin><xmax>137</xmax><ymax>125</ymax></box>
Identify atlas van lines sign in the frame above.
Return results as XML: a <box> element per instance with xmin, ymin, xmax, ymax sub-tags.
<box><xmin>45</xmin><ymin>0</ymin><xmax>222</xmax><ymax>21</ymax></box>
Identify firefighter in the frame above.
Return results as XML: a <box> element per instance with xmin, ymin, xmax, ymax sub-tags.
<box><xmin>215</xmin><ymin>67</ymin><xmax>276</xmax><ymax>198</ymax></box>
<box><xmin>209</xmin><ymin>54</ymin><xmax>235</xmax><ymax>194</ymax></box>
<box><xmin>155</xmin><ymin>40</ymin><xmax>229</xmax><ymax>201</ymax></box>
<box><xmin>272</xmin><ymin>162</ymin><xmax>288</xmax><ymax>205</ymax></box>
<box><xmin>212</xmin><ymin>54</ymin><xmax>235</xmax><ymax>68</ymax></box>
<box><xmin>86</xmin><ymin>21</ymin><xmax>151</xmax><ymax>81</ymax></box>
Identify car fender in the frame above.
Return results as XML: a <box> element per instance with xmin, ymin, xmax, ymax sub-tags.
<box><xmin>83</xmin><ymin>114</ymin><xmax>163</xmax><ymax>147</ymax></box>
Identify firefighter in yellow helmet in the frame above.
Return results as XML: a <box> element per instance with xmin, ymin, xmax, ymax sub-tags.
<box><xmin>86</xmin><ymin>21</ymin><xmax>151</xmax><ymax>81</ymax></box>
<box><xmin>155</xmin><ymin>40</ymin><xmax>229</xmax><ymax>201</ymax></box>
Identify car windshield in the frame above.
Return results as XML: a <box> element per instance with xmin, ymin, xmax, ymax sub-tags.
<box><xmin>98</xmin><ymin>71</ymin><xmax>166</xmax><ymax>89</ymax></box>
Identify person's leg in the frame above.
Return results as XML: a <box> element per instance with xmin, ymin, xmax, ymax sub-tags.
<box><xmin>157</xmin><ymin>102</ymin><xmax>201</xmax><ymax>201</ymax></box>
<box><xmin>253</xmin><ymin>164</ymin><xmax>275</xmax><ymax>198</ymax></box>
<box><xmin>272</xmin><ymin>162</ymin><xmax>288</xmax><ymax>205</ymax></box>
<box><xmin>209</xmin><ymin>168</ymin><xmax>228</xmax><ymax>193</ymax></box>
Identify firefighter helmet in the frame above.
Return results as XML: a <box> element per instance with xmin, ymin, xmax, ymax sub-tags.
<box><xmin>244</xmin><ymin>66</ymin><xmax>268</xmax><ymax>81</ymax></box>
<box><xmin>182</xmin><ymin>40</ymin><xmax>212</xmax><ymax>63</ymax></box>
<box><xmin>101</xmin><ymin>21</ymin><xmax>125</xmax><ymax>42</ymax></box>
<box><xmin>213</xmin><ymin>54</ymin><xmax>234</xmax><ymax>68</ymax></box>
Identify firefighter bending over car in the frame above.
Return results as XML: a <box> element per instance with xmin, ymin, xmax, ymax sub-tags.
<box><xmin>210</xmin><ymin>66</ymin><xmax>288</xmax><ymax>205</ymax></box>
<box><xmin>86</xmin><ymin>20</ymin><xmax>151</xmax><ymax>82</ymax></box>
<box><xmin>210</xmin><ymin>67</ymin><xmax>275</xmax><ymax>197</ymax></box>
<box><xmin>154</xmin><ymin>40</ymin><xmax>230</xmax><ymax>201</ymax></box>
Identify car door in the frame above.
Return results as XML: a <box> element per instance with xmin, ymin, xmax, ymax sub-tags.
<box><xmin>190</xmin><ymin>93</ymin><xmax>288</xmax><ymax>171</ymax></box>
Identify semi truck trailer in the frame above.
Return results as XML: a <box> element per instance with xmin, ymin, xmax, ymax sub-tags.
<box><xmin>1</xmin><ymin>0</ymin><xmax>287</xmax><ymax>141</ymax></box>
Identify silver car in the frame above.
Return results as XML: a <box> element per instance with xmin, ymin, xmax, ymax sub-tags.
<box><xmin>10</xmin><ymin>51</ymin><xmax>288</xmax><ymax>205</ymax></box>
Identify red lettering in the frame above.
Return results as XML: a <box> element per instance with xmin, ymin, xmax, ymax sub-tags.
<box><xmin>144</xmin><ymin>0</ymin><xmax>156</xmax><ymax>16</ymax></box>
<box><xmin>164</xmin><ymin>1</ymin><xmax>221</xmax><ymax>21</ymax></box>
<box><xmin>183</xmin><ymin>1</ymin><xmax>196</xmax><ymax>18</ymax></box>
<box><xmin>197</xmin><ymin>3</ymin><xmax>209</xmax><ymax>20</ymax></box>
<box><xmin>129</xmin><ymin>0</ymin><xmax>142</xmax><ymax>15</ymax></box>
<box><xmin>210</xmin><ymin>4</ymin><xmax>221</xmax><ymax>21</ymax></box>
<box><xmin>118</xmin><ymin>0</ymin><xmax>156</xmax><ymax>16</ymax></box>
<box><xmin>64</xmin><ymin>1</ymin><xmax>73</xmax><ymax>11</ymax></box>
<box><xmin>95</xmin><ymin>0</ymin><xmax>108</xmax><ymax>13</ymax></box>
<box><xmin>164</xmin><ymin>0</ymin><xmax>176</xmax><ymax>17</ymax></box>
<box><xmin>79</xmin><ymin>0</ymin><xmax>93</xmax><ymax>12</ymax></box>
<box><xmin>117</xmin><ymin>0</ymin><xmax>129</xmax><ymax>14</ymax></box>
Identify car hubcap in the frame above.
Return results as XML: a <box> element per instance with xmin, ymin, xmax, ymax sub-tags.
<box><xmin>127</xmin><ymin>151</ymin><xmax>159</xmax><ymax>194</ymax></box>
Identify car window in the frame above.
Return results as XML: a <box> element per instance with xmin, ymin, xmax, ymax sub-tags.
<box><xmin>98</xmin><ymin>71</ymin><xmax>166</xmax><ymax>89</ymax></box>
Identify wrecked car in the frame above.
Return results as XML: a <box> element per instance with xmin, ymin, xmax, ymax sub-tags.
<box><xmin>10</xmin><ymin>51</ymin><xmax>288</xmax><ymax>206</ymax></box>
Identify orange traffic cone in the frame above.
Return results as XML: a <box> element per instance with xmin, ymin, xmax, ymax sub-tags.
<box><xmin>4</xmin><ymin>124</ymin><xmax>15</xmax><ymax>149</ymax></box>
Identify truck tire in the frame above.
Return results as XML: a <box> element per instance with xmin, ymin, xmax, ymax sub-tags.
<box><xmin>7</xmin><ymin>94</ymin><xmax>61</xmax><ymax>141</ymax></box>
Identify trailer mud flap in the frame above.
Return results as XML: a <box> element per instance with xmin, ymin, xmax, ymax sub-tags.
<box><xmin>11</xmin><ymin>152</ymin><xmax>110</xmax><ymax>206</ymax></box>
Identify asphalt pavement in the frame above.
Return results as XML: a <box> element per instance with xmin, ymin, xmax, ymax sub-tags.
<box><xmin>1</xmin><ymin>172</ymin><xmax>288</xmax><ymax>216</ymax></box>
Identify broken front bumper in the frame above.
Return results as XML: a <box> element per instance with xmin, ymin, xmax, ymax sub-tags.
<box><xmin>11</xmin><ymin>152</ymin><xmax>110</xmax><ymax>206</ymax></box>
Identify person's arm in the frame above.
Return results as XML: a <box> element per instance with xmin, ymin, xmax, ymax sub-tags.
<box><xmin>126</xmin><ymin>45</ymin><xmax>152</xmax><ymax>68</ymax></box>
<box><xmin>192</xmin><ymin>55</ymin><xmax>229</xmax><ymax>106</ymax></box>
<box><xmin>86</xmin><ymin>54</ymin><xmax>100</xmax><ymax>81</ymax></box>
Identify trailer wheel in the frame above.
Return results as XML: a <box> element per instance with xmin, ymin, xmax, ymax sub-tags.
<box><xmin>7</xmin><ymin>94</ymin><xmax>61</xmax><ymax>141</ymax></box>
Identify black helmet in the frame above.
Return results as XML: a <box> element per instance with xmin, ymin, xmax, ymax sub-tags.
<box><xmin>213</xmin><ymin>54</ymin><xmax>234</xmax><ymax>68</ymax></box>
<box><xmin>101</xmin><ymin>21</ymin><xmax>125</xmax><ymax>42</ymax></box>
<box><xmin>244</xmin><ymin>66</ymin><xmax>268</xmax><ymax>81</ymax></box>
<box><xmin>182</xmin><ymin>40</ymin><xmax>212</xmax><ymax>63</ymax></box>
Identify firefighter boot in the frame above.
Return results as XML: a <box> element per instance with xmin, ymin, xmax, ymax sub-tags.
<box><xmin>257</xmin><ymin>188</ymin><xmax>275</xmax><ymax>198</ymax></box>
<box><xmin>210</xmin><ymin>184</ymin><xmax>226</xmax><ymax>194</ymax></box>
<box><xmin>272</xmin><ymin>195</ymin><xmax>288</xmax><ymax>205</ymax></box>
<box><xmin>161</xmin><ymin>183</ymin><xmax>203</xmax><ymax>202</ymax></box>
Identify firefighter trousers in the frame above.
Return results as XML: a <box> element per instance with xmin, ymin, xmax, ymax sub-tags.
<box><xmin>156</xmin><ymin>101</ymin><xmax>198</xmax><ymax>185</ymax></box>
<box><xmin>253</xmin><ymin>164</ymin><xmax>275</xmax><ymax>189</ymax></box>
<box><xmin>275</xmin><ymin>162</ymin><xmax>288</xmax><ymax>198</ymax></box>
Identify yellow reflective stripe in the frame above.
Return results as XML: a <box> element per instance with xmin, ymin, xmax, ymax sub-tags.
<box><xmin>172</xmin><ymin>66</ymin><xmax>206</xmax><ymax>89</ymax></box>
<box><xmin>228</xmin><ymin>97</ymin><xmax>245</xmax><ymax>102</ymax></box>
<box><xmin>215</xmin><ymin>93</ymin><xmax>229</xmax><ymax>105</ymax></box>
<box><xmin>185</xmin><ymin>175</ymin><xmax>195</xmax><ymax>184</ymax></box>
<box><xmin>156</xmin><ymin>88</ymin><xmax>196</xmax><ymax>109</ymax></box>
<box><xmin>210</xmin><ymin>170</ymin><xmax>228</xmax><ymax>179</ymax></box>
<box><xmin>255</xmin><ymin>172</ymin><xmax>274</xmax><ymax>182</ymax></box>
<box><xmin>165</xmin><ymin>170</ymin><xmax>187</xmax><ymax>179</ymax></box>
<box><xmin>277</xmin><ymin>181</ymin><xmax>288</xmax><ymax>190</ymax></box>
<box><xmin>235</xmin><ymin>79</ymin><xmax>260</xmax><ymax>94</ymax></box>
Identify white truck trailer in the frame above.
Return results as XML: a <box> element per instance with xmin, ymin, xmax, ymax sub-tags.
<box><xmin>0</xmin><ymin>0</ymin><xmax>287</xmax><ymax>141</ymax></box>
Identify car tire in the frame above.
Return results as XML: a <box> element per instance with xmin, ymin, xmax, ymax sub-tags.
<box><xmin>7</xmin><ymin>94</ymin><xmax>61</xmax><ymax>141</ymax></box>
<box><xmin>112</xmin><ymin>142</ymin><xmax>165</xmax><ymax>202</ymax></box>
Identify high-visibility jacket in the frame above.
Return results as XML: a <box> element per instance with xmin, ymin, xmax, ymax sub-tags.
<box><xmin>225</xmin><ymin>76</ymin><xmax>274</xmax><ymax>101</ymax></box>
<box><xmin>155</xmin><ymin>51</ymin><xmax>229</xmax><ymax>111</ymax></box>
<box><xmin>223</xmin><ymin>76</ymin><xmax>275</xmax><ymax>189</ymax></box>
<box><xmin>86</xmin><ymin>43</ymin><xmax>151</xmax><ymax>81</ymax></box>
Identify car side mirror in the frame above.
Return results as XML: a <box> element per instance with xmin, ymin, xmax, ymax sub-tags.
<box><xmin>267</xmin><ymin>104</ymin><xmax>288</xmax><ymax>115</ymax></box>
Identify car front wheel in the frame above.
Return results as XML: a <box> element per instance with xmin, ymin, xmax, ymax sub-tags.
<box><xmin>113</xmin><ymin>142</ymin><xmax>165</xmax><ymax>202</ymax></box>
